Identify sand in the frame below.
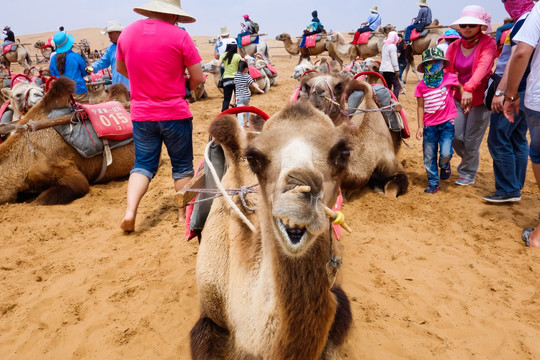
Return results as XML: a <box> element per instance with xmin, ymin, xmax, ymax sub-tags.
<box><xmin>1</xmin><ymin>29</ymin><xmax>539</xmax><ymax>360</ymax></box>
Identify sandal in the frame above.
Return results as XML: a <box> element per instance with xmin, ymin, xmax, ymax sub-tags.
<box><xmin>522</xmin><ymin>228</ymin><xmax>534</xmax><ymax>247</ymax></box>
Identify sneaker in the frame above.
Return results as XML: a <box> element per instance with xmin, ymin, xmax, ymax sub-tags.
<box><xmin>424</xmin><ymin>185</ymin><xmax>439</xmax><ymax>194</ymax></box>
<box><xmin>440</xmin><ymin>167</ymin><xmax>451</xmax><ymax>180</ymax></box>
<box><xmin>455</xmin><ymin>177</ymin><xmax>475</xmax><ymax>186</ymax></box>
<box><xmin>483</xmin><ymin>193</ymin><xmax>521</xmax><ymax>203</ymax></box>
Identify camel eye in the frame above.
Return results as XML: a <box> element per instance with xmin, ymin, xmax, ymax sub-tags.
<box><xmin>245</xmin><ymin>147</ymin><xmax>269</xmax><ymax>175</ymax></box>
<box><xmin>340</xmin><ymin>150</ymin><xmax>350</xmax><ymax>160</ymax></box>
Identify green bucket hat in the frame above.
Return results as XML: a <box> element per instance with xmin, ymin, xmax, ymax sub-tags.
<box><xmin>417</xmin><ymin>47</ymin><xmax>450</xmax><ymax>73</ymax></box>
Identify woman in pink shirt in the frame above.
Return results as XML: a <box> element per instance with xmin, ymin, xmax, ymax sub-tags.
<box><xmin>116</xmin><ymin>0</ymin><xmax>204</xmax><ymax>232</ymax></box>
<box><xmin>445</xmin><ymin>5</ymin><xmax>497</xmax><ymax>186</ymax></box>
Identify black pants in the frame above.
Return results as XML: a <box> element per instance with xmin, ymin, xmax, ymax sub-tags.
<box><xmin>222</xmin><ymin>82</ymin><xmax>235</xmax><ymax>112</ymax></box>
<box><xmin>356</xmin><ymin>26</ymin><xmax>372</xmax><ymax>33</ymax></box>
<box><xmin>382</xmin><ymin>72</ymin><xmax>401</xmax><ymax>99</ymax></box>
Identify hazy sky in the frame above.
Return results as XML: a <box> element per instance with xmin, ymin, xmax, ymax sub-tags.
<box><xmin>10</xmin><ymin>1</ymin><xmax>508</xmax><ymax>37</ymax></box>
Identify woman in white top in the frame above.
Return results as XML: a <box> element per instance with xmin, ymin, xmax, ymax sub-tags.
<box><xmin>380</xmin><ymin>30</ymin><xmax>401</xmax><ymax>98</ymax></box>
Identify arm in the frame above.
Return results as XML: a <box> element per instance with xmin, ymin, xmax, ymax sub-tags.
<box><xmin>416</xmin><ymin>97</ymin><xmax>425</xmax><ymax>140</ymax></box>
<box><xmin>186</xmin><ymin>62</ymin><xmax>204</xmax><ymax>91</ymax></box>
<box><xmin>91</xmin><ymin>46</ymin><xmax>112</xmax><ymax>72</ymax></box>
<box><xmin>251</xmin><ymin>78</ymin><xmax>264</xmax><ymax>93</ymax></box>
<box><xmin>462</xmin><ymin>38</ymin><xmax>497</xmax><ymax>93</ymax></box>
<box><xmin>116</xmin><ymin>59</ymin><xmax>129</xmax><ymax>78</ymax></box>
<box><xmin>390</xmin><ymin>45</ymin><xmax>399</xmax><ymax>71</ymax></box>
<box><xmin>503</xmin><ymin>42</ymin><xmax>535</xmax><ymax>121</ymax></box>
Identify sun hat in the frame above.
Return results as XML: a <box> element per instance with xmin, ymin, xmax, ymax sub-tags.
<box><xmin>3</xmin><ymin>26</ymin><xmax>10</xmax><ymax>30</ymax></box>
<box><xmin>53</xmin><ymin>31</ymin><xmax>75</xmax><ymax>54</ymax></box>
<box><xmin>417</xmin><ymin>47</ymin><xmax>450</xmax><ymax>73</ymax></box>
<box><xmin>370</xmin><ymin>5</ymin><xmax>378</xmax><ymax>13</ymax></box>
<box><xmin>418</xmin><ymin>0</ymin><xmax>428</xmax><ymax>7</ymax></box>
<box><xmin>451</xmin><ymin>5</ymin><xmax>492</xmax><ymax>33</ymax></box>
<box><xmin>101</xmin><ymin>20</ymin><xmax>124</xmax><ymax>34</ymax></box>
<box><xmin>134</xmin><ymin>0</ymin><xmax>196</xmax><ymax>23</ymax></box>
<box><xmin>220</xmin><ymin>26</ymin><xmax>230</xmax><ymax>37</ymax></box>
<box><xmin>437</xmin><ymin>29</ymin><xmax>461</xmax><ymax>43</ymax></box>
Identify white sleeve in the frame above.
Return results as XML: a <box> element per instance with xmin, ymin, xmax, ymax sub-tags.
<box><xmin>514</xmin><ymin>3</ymin><xmax>540</xmax><ymax>47</ymax></box>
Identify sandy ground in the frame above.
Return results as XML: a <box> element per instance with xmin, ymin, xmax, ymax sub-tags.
<box><xmin>1</xmin><ymin>29</ymin><xmax>539</xmax><ymax>360</ymax></box>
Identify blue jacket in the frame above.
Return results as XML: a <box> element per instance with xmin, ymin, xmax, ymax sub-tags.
<box><xmin>415</xmin><ymin>7</ymin><xmax>432</xmax><ymax>25</ymax></box>
<box><xmin>49</xmin><ymin>50</ymin><xmax>88</xmax><ymax>94</ymax></box>
<box><xmin>92</xmin><ymin>43</ymin><xmax>130</xmax><ymax>91</ymax></box>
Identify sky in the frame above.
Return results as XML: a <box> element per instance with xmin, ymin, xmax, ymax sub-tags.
<box><xmin>9</xmin><ymin>1</ymin><xmax>508</xmax><ymax>37</ymax></box>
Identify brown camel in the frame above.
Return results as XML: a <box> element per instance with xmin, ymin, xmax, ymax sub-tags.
<box><xmin>190</xmin><ymin>101</ymin><xmax>352</xmax><ymax>359</ymax></box>
<box><xmin>299</xmin><ymin>73</ymin><xmax>408</xmax><ymax>198</ymax></box>
<box><xmin>0</xmin><ymin>44</ymin><xmax>32</xmax><ymax>71</ymax></box>
<box><xmin>202</xmin><ymin>59</ymin><xmax>270</xmax><ymax>93</ymax></box>
<box><xmin>0</xmin><ymin>77</ymin><xmax>134</xmax><ymax>205</ymax></box>
<box><xmin>275</xmin><ymin>32</ymin><xmax>343</xmax><ymax>67</ymax></box>
<box><xmin>326</xmin><ymin>25</ymin><xmax>396</xmax><ymax>61</ymax></box>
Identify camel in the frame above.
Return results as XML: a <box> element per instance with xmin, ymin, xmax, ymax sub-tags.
<box><xmin>326</xmin><ymin>26</ymin><xmax>396</xmax><ymax>62</ymax></box>
<box><xmin>0</xmin><ymin>77</ymin><xmax>134</xmax><ymax>205</ymax></box>
<box><xmin>33</xmin><ymin>40</ymin><xmax>90</xmax><ymax>63</ymax></box>
<box><xmin>190</xmin><ymin>101</ymin><xmax>352</xmax><ymax>359</ymax></box>
<box><xmin>0</xmin><ymin>44</ymin><xmax>32</xmax><ymax>71</ymax></box>
<box><xmin>34</xmin><ymin>40</ymin><xmax>53</xmax><ymax>60</ymax></box>
<box><xmin>275</xmin><ymin>32</ymin><xmax>343</xmax><ymax>67</ymax></box>
<box><xmin>1</xmin><ymin>80</ymin><xmax>44</xmax><ymax>123</ymax></box>
<box><xmin>209</xmin><ymin>37</ymin><xmax>271</xmax><ymax>63</ymax></box>
<box><xmin>299</xmin><ymin>73</ymin><xmax>408</xmax><ymax>198</ymax></box>
<box><xmin>202</xmin><ymin>59</ymin><xmax>271</xmax><ymax>93</ymax></box>
<box><xmin>292</xmin><ymin>58</ymin><xmax>315</xmax><ymax>80</ymax></box>
<box><xmin>245</xmin><ymin>54</ymin><xmax>278</xmax><ymax>86</ymax></box>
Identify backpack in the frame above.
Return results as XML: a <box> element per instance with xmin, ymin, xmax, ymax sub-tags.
<box><xmin>251</xmin><ymin>21</ymin><xmax>259</xmax><ymax>34</ymax></box>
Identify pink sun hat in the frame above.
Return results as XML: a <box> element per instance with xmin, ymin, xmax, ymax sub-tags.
<box><xmin>451</xmin><ymin>5</ymin><xmax>492</xmax><ymax>33</ymax></box>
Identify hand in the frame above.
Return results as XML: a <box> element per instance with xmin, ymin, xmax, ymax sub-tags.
<box><xmin>259</xmin><ymin>89</ymin><xmax>265</xmax><ymax>94</ymax></box>
<box><xmin>416</xmin><ymin>127</ymin><xmax>423</xmax><ymax>140</ymax></box>
<box><xmin>491</xmin><ymin>95</ymin><xmax>504</xmax><ymax>114</ymax></box>
<box><xmin>503</xmin><ymin>97</ymin><xmax>520</xmax><ymax>123</ymax></box>
<box><xmin>85</xmin><ymin>65</ymin><xmax>94</xmax><ymax>74</ymax></box>
<box><xmin>460</xmin><ymin>91</ymin><xmax>472</xmax><ymax>110</ymax></box>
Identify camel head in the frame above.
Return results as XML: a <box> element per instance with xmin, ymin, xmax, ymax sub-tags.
<box><xmin>21</xmin><ymin>76</ymin><xmax>75</xmax><ymax>119</ymax></box>
<box><xmin>1</xmin><ymin>81</ymin><xmax>44</xmax><ymax>119</ymax></box>
<box><xmin>202</xmin><ymin>59</ymin><xmax>220</xmax><ymax>74</ymax></box>
<box><xmin>299</xmin><ymin>72</ymin><xmax>350</xmax><ymax>124</ymax></box>
<box><xmin>275</xmin><ymin>33</ymin><xmax>291</xmax><ymax>42</ymax></box>
<box><xmin>379</xmin><ymin>24</ymin><xmax>396</xmax><ymax>35</ymax></box>
<box><xmin>292</xmin><ymin>59</ymin><xmax>314</xmax><ymax>80</ymax></box>
<box><xmin>242</xmin><ymin>102</ymin><xmax>351</xmax><ymax>256</ymax></box>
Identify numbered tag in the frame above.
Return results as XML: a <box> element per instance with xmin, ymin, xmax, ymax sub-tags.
<box><xmin>79</xmin><ymin>101</ymin><xmax>132</xmax><ymax>141</ymax></box>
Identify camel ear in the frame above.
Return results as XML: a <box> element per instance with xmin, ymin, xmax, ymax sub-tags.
<box><xmin>209</xmin><ymin>114</ymin><xmax>246</xmax><ymax>163</ymax></box>
<box><xmin>1</xmin><ymin>87</ymin><xmax>12</xmax><ymax>102</ymax></box>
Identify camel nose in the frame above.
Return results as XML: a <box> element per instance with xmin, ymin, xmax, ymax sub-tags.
<box><xmin>285</xmin><ymin>168</ymin><xmax>323</xmax><ymax>200</ymax></box>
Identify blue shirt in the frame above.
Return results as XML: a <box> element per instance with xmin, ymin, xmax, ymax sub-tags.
<box><xmin>415</xmin><ymin>7</ymin><xmax>432</xmax><ymax>25</ymax></box>
<box><xmin>49</xmin><ymin>50</ymin><xmax>88</xmax><ymax>94</ymax></box>
<box><xmin>91</xmin><ymin>43</ymin><xmax>130</xmax><ymax>91</ymax></box>
<box><xmin>367</xmin><ymin>12</ymin><xmax>382</xmax><ymax>31</ymax></box>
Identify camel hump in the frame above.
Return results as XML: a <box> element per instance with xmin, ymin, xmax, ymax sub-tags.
<box><xmin>426</xmin><ymin>19</ymin><xmax>440</xmax><ymax>28</ymax></box>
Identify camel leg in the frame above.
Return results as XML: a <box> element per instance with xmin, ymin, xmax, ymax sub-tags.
<box><xmin>369</xmin><ymin>156</ymin><xmax>409</xmax><ymax>198</ymax></box>
<box><xmin>190</xmin><ymin>317</ymin><xmax>230</xmax><ymax>360</ymax></box>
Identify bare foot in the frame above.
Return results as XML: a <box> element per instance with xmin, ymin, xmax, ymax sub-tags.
<box><xmin>120</xmin><ymin>215</ymin><xmax>135</xmax><ymax>233</ymax></box>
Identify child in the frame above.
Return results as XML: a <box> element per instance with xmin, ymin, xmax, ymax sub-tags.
<box><xmin>234</xmin><ymin>60</ymin><xmax>264</xmax><ymax>127</ymax></box>
<box><xmin>415</xmin><ymin>47</ymin><xmax>462</xmax><ymax>194</ymax></box>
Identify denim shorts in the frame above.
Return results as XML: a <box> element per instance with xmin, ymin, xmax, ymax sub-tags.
<box><xmin>525</xmin><ymin>106</ymin><xmax>540</xmax><ymax>164</ymax></box>
<box><xmin>131</xmin><ymin>119</ymin><xmax>194</xmax><ymax>180</ymax></box>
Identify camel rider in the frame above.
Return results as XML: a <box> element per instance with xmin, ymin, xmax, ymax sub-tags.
<box><xmin>404</xmin><ymin>0</ymin><xmax>432</xmax><ymax>44</ymax></box>
<box><xmin>90</xmin><ymin>21</ymin><xmax>130</xmax><ymax>91</ymax></box>
<box><xmin>1</xmin><ymin>26</ymin><xmax>14</xmax><ymax>47</ymax></box>
<box><xmin>300</xmin><ymin>10</ymin><xmax>324</xmax><ymax>48</ymax></box>
<box><xmin>240</xmin><ymin>14</ymin><xmax>253</xmax><ymax>34</ymax></box>
<box><xmin>351</xmin><ymin>5</ymin><xmax>382</xmax><ymax>44</ymax></box>
<box><xmin>215</xmin><ymin>26</ymin><xmax>236</xmax><ymax>59</ymax></box>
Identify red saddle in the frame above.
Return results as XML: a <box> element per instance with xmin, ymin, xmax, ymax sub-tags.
<box><xmin>2</xmin><ymin>44</ymin><xmax>13</xmax><ymax>54</ymax></box>
<box><xmin>354</xmin><ymin>32</ymin><xmax>371</xmax><ymax>45</ymax></box>
<box><xmin>248</xmin><ymin>65</ymin><xmax>262</xmax><ymax>79</ymax></box>
<box><xmin>78</xmin><ymin>101</ymin><xmax>132</xmax><ymax>140</ymax></box>
<box><xmin>305</xmin><ymin>34</ymin><xmax>318</xmax><ymax>47</ymax></box>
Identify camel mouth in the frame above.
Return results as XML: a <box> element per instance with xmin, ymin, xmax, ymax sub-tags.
<box><xmin>275</xmin><ymin>217</ymin><xmax>307</xmax><ymax>246</ymax></box>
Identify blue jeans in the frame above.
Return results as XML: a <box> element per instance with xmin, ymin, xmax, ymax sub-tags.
<box><xmin>398</xmin><ymin>62</ymin><xmax>406</xmax><ymax>82</ymax></box>
<box><xmin>404</xmin><ymin>23</ymin><xmax>427</xmax><ymax>42</ymax></box>
<box><xmin>524</xmin><ymin>106</ymin><xmax>540</xmax><ymax>164</ymax></box>
<box><xmin>131</xmin><ymin>119</ymin><xmax>194</xmax><ymax>180</ymax></box>
<box><xmin>235</xmin><ymin>96</ymin><xmax>250</xmax><ymax>126</ymax></box>
<box><xmin>487</xmin><ymin>92</ymin><xmax>528</xmax><ymax>197</ymax></box>
<box><xmin>423</xmin><ymin>121</ymin><xmax>455</xmax><ymax>187</ymax></box>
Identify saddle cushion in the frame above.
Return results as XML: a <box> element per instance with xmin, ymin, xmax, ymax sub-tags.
<box><xmin>305</xmin><ymin>34</ymin><xmax>321</xmax><ymax>47</ymax></box>
<box><xmin>248</xmin><ymin>65</ymin><xmax>262</xmax><ymax>79</ymax></box>
<box><xmin>78</xmin><ymin>101</ymin><xmax>132</xmax><ymax>141</ymax></box>
<box><xmin>2</xmin><ymin>44</ymin><xmax>15</xmax><ymax>54</ymax></box>
<box><xmin>357</xmin><ymin>32</ymin><xmax>372</xmax><ymax>45</ymax></box>
<box><xmin>410</xmin><ymin>29</ymin><xmax>429</xmax><ymax>41</ymax></box>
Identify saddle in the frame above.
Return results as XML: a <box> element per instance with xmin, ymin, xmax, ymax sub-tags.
<box><xmin>351</xmin><ymin>31</ymin><xmax>374</xmax><ymax>45</ymax></box>
<box><xmin>409</xmin><ymin>29</ymin><xmax>430</xmax><ymax>41</ymax></box>
<box><xmin>240</xmin><ymin>34</ymin><xmax>259</xmax><ymax>46</ymax></box>
<box><xmin>248</xmin><ymin>65</ymin><xmax>262</xmax><ymax>80</ymax></box>
<box><xmin>2</xmin><ymin>44</ymin><xmax>16</xmax><ymax>54</ymax></box>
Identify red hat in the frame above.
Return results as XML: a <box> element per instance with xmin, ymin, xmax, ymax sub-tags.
<box><xmin>242</xmin><ymin>14</ymin><xmax>250</xmax><ymax>19</ymax></box>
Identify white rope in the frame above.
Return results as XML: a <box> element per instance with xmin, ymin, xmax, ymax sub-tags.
<box><xmin>204</xmin><ymin>140</ymin><xmax>256</xmax><ymax>232</ymax></box>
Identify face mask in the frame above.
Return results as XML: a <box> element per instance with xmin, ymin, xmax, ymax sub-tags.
<box><xmin>424</xmin><ymin>61</ymin><xmax>444</xmax><ymax>75</ymax></box>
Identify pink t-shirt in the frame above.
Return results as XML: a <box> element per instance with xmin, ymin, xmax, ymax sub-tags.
<box><xmin>414</xmin><ymin>73</ymin><xmax>460</xmax><ymax>126</ymax></box>
<box><xmin>116</xmin><ymin>19</ymin><xmax>202</xmax><ymax>121</ymax></box>
<box><xmin>454</xmin><ymin>46</ymin><xmax>477</xmax><ymax>85</ymax></box>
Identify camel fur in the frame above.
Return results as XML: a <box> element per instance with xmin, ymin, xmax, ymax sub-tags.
<box><xmin>190</xmin><ymin>102</ymin><xmax>353</xmax><ymax>359</ymax></box>
<box><xmin>0</xmin><ymin>44</ymin><xmax>32</xmax><ymax>71</ymax></box>
<box><xmin>0</xmin><ymin>77</ymin><xmax>134</xmax><ymax>205</ymax></box>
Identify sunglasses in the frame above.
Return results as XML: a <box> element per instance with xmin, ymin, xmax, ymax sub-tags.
<box><xmin>459</xmin><ymin>24</ymin><xmax>479</xmax><ymax>29</ymax></box>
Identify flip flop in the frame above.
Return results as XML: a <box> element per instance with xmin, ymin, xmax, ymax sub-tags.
<box><xmin>521</xmin><ymin>228</ymin><xmax>534</xmax><ymax>247</ymax></box>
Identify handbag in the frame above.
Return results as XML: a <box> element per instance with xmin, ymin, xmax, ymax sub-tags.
<box><xmin>217</xmin><ymin>79</ymin><xmax>224</xmax><ymax>88</ymax></box>
<box><xmin>484</xmin><ymin>73</ymin><xmax>502</xmax><ymax>111</ymax></box>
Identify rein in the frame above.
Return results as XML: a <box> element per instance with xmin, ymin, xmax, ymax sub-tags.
<box><xmin>309</xmin><ymin>77</ymin><xmax>350</xmax><ymax>122</ymax></box>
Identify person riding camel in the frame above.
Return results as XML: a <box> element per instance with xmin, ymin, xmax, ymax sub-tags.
<box><xmin>404</xmin><ymin>0</ymin><xmax>432</xmax><ymax>44</ymax></box>
<box><xmin>351</xmin><ymin>5</ymin><xmax>382</xmax><ymax>44</ymax></box>
<box><xmin>240</xmin><ymin>14</ymin><xmax>253</xmax><ymax>34</ymax></box>
<box><xmin>1</xmin><ymin>26</ymin><xmax>15</xmax><ymax>48</ymax></box>
<box><xmin>300</xmin><ymin>10</ymin><xmax>324</xmax><ymax>48</ymax></box>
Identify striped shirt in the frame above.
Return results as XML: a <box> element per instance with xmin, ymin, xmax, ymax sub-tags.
<box><xmin>414</xmin><ymin>72</ymin><xmax>459</xmax><ymax>126</ymax></box>
<box><xmin>234</xmin><ymin>72</ymin><xmax>254</xmax><ymax>98</ymax></box>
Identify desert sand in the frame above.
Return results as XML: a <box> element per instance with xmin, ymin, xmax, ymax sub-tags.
<box><xmin>0</xmin><ymin>28</ymin><xmax>539</xmax><ymax>360</ymax></box>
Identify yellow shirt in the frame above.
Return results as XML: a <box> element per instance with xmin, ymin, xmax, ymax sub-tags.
<box><xmin>220</xmin><ymin>53</ymin><xmax>243</xmax><ymax>79</ymax></box>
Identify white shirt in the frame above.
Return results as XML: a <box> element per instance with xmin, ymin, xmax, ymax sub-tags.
<box><xmin>514</xmin><ymin>2</ymin><xmax>540</xmax><ymax>111</ymax></box>
<box><xmin>216</xmin><ymin>37</ymin><xmax>237</xmax><ymax>57</ymax></box>
<box><xmin>380</xmin><ymin>43</ymin><xmax>398</xmax><ymax>72</ymax></box>
<box><xmin>437</xmin><ymin>42</ymin><xmax>449</xmax><ymax>55</ymax></box>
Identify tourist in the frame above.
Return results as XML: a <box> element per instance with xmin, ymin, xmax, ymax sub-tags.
<box><xmin>404</xmin><ymin>0</ymin><xmax>432</xmax><ymax>44</ymax></box>
<box><xmin>415</xmin><ymin>48</ymin><xmax>462</xmax><ymax>194</ymax></box>
<box><xmin>351</xmin><ymin>5</ymin><xmax>382</xmax><ymax>44</ymax></box>
<box><xmin>240</xmin><ymin>14</ymin><xmax>253</xmax><ymax>34</ymax></box>
<box><xmin>300</xmin><ymin>10</ymin><xmax>324</xmax><ymax>48</ymax></box>
<box><xmin>483</xmin><ymin>0</ymin><xmax>536</xmax><ymax>203</ymax></box>
<box><xmin>49</xmin><ymin>31</ymin><xmax>89</xmax><ymax>103</ymax></box>
<box><xmin>1</xmin><ymin>26</ymin><xmax>14</xmax><ymax>47</ymax></box>
<box><xmin>436</xmin><ymin>29</ymin><xmax>460</xmax><ymax>55</ymax></box>
<box><xmin>396</xmin><ymin>34</ymin><xmax>407</xmax><ymax>82</ymax></box>
<box><xmin>90</xmin><ymin>20</ymin><xmax>130</xmax><ymax>91</ymax></box>
<box><xmin>234</xmin><ymin>60</ymin><xmax>264</xmax><ymax>127</ymax></box>
<box><xmin>445</xmin><ymin>5</ymin><xmax>497</xmax><ymax>186</ymax></box>
<box><xmin>380</xmin><ymin>31</ymin><xmax>401</xmax><ymax>98</ymax></box>
<box><xmin>502</xmin><ymin>1</ymin><xmax>540</xmax><ymax>248</ymax></box>
<box><xmin>218</xmin><ymin>43</ymin><xmax>242</xmax><ymax>112</ymax></box>
<box><xmin>116</xmin><ymin>0</ymin><xmax>204</xmax><ymax>232</ymax></box>
<box><xmin>214</xmin><ymin>27</ymin><xmax>236</xmax><ymax>60</ymax></box>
